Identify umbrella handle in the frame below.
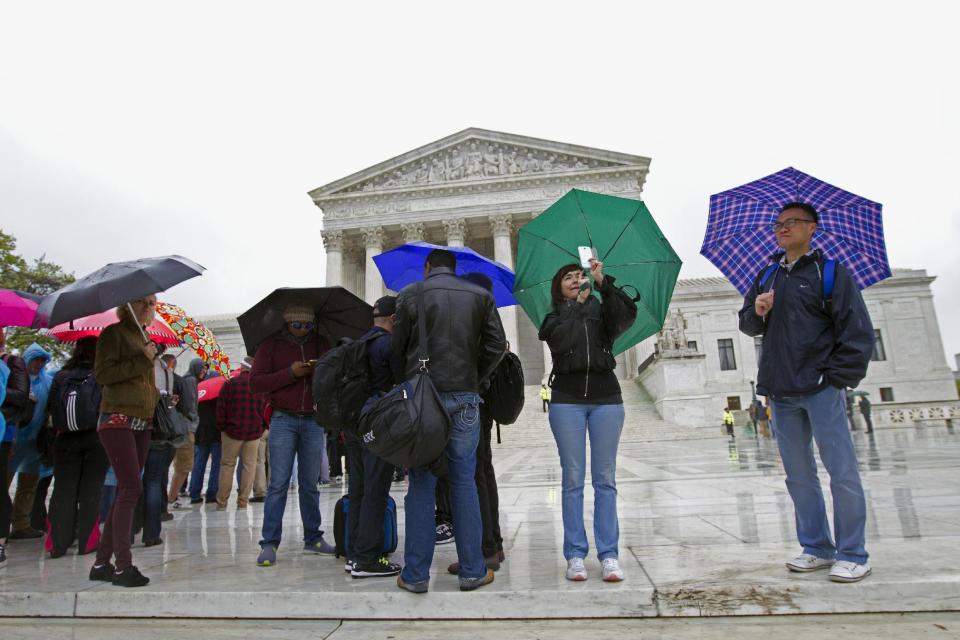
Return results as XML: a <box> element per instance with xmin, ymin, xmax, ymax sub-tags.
<box><xmin>126</xmin><ymin>302</ymin><xmax>151</xmax><ymax>344</ymax></box>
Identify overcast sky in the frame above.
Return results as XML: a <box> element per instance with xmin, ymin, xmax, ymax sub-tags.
<box><xmin>2</xmin><ymin>1</ymin><xmax>958</xmax><ymax>364</ymax></box>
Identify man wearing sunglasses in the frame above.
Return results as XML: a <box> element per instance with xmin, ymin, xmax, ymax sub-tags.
<box><xmin>739</xmin><ymin>202</ymin><xmax>875</xmax><ymax>583</ymax></box>
<box><xmin>251</xmin><ymin>303</ymin><xmax>334</xmax><ymax>567</ymax></box>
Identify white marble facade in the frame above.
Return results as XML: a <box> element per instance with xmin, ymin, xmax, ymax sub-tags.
<box><xmin>309</xmin><ymin>128</ymin><xmax>653</xmax><ymax>385</ymax></box>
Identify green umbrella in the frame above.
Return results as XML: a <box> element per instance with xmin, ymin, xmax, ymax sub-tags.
<box><xmin>513</xmin><ymin>189</ymin><xmax>681</xmax><ymax>355</ymax></box>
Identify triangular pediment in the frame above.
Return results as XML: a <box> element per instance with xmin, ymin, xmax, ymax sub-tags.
<box><xmin>309</xmin><ymin>128</ymin><xmax>650</xmax><ymax>199</ymax></box>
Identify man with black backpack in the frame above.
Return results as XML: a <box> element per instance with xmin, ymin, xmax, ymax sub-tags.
<box><xmin>391</xmin><ymin>249</ymin><xmax>506</xmax><ymax>594</ymax></box>
<box><xmin>47</xmin><ymin>337</ymin><xmax>109</xmax><ymax>559</ymax></box>
<box><xmin>335</xmin><ymin>295</ymin><xmax>403</xmax><ymax>579</ymax></box>
<box><xmin>739</xmin><ymin>202</ymin><xmax>874</xmax><ymax>583</ymax></box>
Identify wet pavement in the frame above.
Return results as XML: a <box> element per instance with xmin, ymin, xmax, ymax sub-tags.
<box><xmin>1</xmin><ymin>418</ymin><xmax>958</xmax><ymax>619</ymax></box>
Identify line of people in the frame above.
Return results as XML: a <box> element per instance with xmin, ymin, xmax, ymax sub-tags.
<box><xmin>1</xmin><ymin>203</ymin><xmax>877</xmax><ymax>589</ymax></box>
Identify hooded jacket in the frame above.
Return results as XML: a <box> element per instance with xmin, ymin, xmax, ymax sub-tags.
<box><xmin>10</xmin><ymin>343</ymin><xmax>53</xmax><ymax>474</ymax></box>
<box><xmin>1</xmin><ymin>350</ymin><xmax>30</xmax><ymax>436</ymax></box>
<box><xmin>179</xmin><ymin>358</ymin><xmax>205</xmax><ymax>433</ymax></box>
<box><xmin>738</xmin><ymin>250</ymin><xmax>874</xmax><ymax>398</ymax></box>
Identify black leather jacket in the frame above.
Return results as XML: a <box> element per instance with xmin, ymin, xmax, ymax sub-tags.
<box><xmin>539</xmin><ymin>276</ymin><xmax>637</xmax><ymax>398</ymax></box>
<box><xmin>392</xmin><ymin>267</ymin><xmax>507</xmax><ymax>393</ymax></box>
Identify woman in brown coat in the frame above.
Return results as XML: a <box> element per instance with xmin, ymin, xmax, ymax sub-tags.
<box><xmin>89</xmin><ymin>295</ymin><xmax>160</xmax><ymax>588</ymax></box>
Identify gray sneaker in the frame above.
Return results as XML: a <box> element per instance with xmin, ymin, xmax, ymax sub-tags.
<box><xmin>304</xmin><ymin>536</ymin><xmax>336</xmax><ymax>555</ymax></box>
<box><xmin>257</xmin><ymin>545</ymin><xmax>277</xmax><ymax>567</ymax></box>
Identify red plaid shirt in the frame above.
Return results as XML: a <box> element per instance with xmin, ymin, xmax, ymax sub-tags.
<box><xmin>215</xmin><ymin>370</ymin><xmax>267</xmax><ymax>441</ymax></box>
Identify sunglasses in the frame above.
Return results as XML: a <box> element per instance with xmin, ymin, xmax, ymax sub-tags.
<box><xmin>287</xmin><ymin>321</ymin><xmax>316</xmax><ymax>330</ymax></box>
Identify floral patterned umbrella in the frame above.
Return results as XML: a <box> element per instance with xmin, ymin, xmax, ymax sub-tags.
<box><xmin>156</xmin><ymin>301</ymin><xmax>232</xmax><ymax>377</ymax></box>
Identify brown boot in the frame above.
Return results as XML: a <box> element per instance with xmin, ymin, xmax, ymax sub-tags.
<box><xmin>459</xmin><ymin>568</ymin><xmax>494</xmax><ymax>592</ymax></box>
<box><xmin>447</xmin><ymin>553</ymin><xmax>502</xmax><ymax>575</ymax></box>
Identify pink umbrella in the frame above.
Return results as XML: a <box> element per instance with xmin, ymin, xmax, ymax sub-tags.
<box><xmin>48</xmin><ymin>309</ymin><xmax>180</xmax><ymax>344</ymax></box>
<box><xmin>0</xmin><ymin>289</ymin><xmax>40</xmax><ymax>327</ymax></box>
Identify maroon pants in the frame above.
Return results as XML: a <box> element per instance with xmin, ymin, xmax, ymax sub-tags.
<box><xmin>96</xmin><ymin>428</ymin><xmax>150</xmax><ymax>570</ymax></box>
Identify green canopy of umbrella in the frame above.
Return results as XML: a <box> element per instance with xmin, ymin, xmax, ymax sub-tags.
<box><xmin>513</xmin><ymin>189</ymin><xmax>682</xmax><ymax>355</ymax></box>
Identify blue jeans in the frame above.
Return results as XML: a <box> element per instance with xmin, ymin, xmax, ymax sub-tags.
<box><xmin>259</xmin><ymin>411</ymin><xmax>326</xmax><ymax>549</ymax></box>
<box><xmin>401</xmin><ymin>391</ymin><xmax>484</xmax><ymax>584</ymax></box>
<box><xmin>770</xmin><ymin>385</ymin><xmax>868</xmax><ymax>564</ymax></box>
<box><xmin>142</xmin><ymin>446</ymin><xmax>174</xmax><ymax>542</ymax></box>
<box><xmin>549</xmin><ymin>403</ymin><xmax>625</xmax><ymax>561</ymax></box>
<box><xmin>189</xmin><ymin>442</ymin><xmax>222</xmax><ymax>501</ymax></box>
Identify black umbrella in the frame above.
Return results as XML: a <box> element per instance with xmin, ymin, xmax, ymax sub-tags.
<box><xmin>237</xmin><ymin>287</ymin><xmax>372</xmax><ymax>356</ymax></box>
<box><xmin>32</xmin><ymin>256</ymin><xmax>205</xmax><ymax>330</ymax></box>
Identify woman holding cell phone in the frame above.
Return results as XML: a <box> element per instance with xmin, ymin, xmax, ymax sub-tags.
<box><xmin>538</xmin><ymin>256</ymin><xmax>637</xmax><ymax>583</ymax></box>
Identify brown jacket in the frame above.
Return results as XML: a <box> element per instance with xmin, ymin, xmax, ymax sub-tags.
<box><xmin>94</xmin><ymin>316</ymin><xmax>159</xmax><ymax>420</ymax></box>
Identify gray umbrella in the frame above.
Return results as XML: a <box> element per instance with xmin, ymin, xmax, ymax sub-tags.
<box><xmin>32</xmin><ymin>255</ymin><xmax>205</xmax><ymax>329</ymax></box>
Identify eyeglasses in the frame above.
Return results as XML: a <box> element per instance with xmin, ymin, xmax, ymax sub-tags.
<box><xmin>287</xmin><ymin>321</ymin><xmax>316</xmax><ymax>330</ymax></box>
<box><xmin>771</xmin><ymin>218</ymin><xmax>815</xmax><ymax>232</ymax></box>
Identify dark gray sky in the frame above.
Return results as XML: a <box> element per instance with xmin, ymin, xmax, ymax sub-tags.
<box><xmin>2</xmin><ymin>1</ymin><xmax>958</xmax><ymax>364</ymax></box>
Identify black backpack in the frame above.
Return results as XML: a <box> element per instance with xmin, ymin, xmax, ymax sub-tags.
<box><xmin>53</xmin><ymin>367</ymin><xmax>102</xmax><ymax>432</ymax></box>
<box><xmin>312</xmin><ymin>333</ymin><xmax>379</xmax><ymax>432</ymax></box>
<box><xmin>485</xmin><ymin>352</ymin><xmax>525</xmax><ymax>426</ymax></box>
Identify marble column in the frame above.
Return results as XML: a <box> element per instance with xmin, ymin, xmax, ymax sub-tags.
<box><xmin>362</xmin><ymin>226</ymin><xmax>385</xmax><ymax>304</ymax></box>
<box><xmin>402</xmin><ymin>222</ymin><xmax>424</xmax><ymax>244</ymax></box>
<box><xmin>321</xmin><ymin>229</ymin><xmax>344</xmax><ymax>287</ymax></box>
<box><xmin>490</xmin><ymin>214</ymin><xmax>519</xmax><ymax>356</ymax></box>
<box><xmin>443</xmin><ymin>218</ymin><xmax>467</xmax><ymax>248</ymax></box>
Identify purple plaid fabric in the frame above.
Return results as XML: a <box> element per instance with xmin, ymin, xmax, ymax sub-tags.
<box><xmin>701</xmin><ymin>167</ymin><xmax>891</xmax><ymax>295</ymax></box>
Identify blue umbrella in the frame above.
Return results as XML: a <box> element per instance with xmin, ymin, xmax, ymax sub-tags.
<box><xmin>701</xmin><ymin>167</ymin><xmax>891</xmax><ymax>296</ymax></box>
<box><xmin>373</xmin><ymin>241</ymin><xmax>517</xmax><ymax>307</ymax></box>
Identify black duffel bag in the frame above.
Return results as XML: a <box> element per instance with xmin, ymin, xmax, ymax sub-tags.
<box><xmin>357</xmin><ymin>282</ymin><xmax>451</xmax><ymax>468</ymax></box>
<box><xmin>152</xmin><ymin>394</ymin><xmax>188</xmax><ymax>447</ymax></box>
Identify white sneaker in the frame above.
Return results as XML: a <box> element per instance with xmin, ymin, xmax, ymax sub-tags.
<box><xmin>785</xmin><ymin>553</ymin><xmax>835</xmax><ymax>573</ymax></box>
<box><xmin>829</xmin><ymin>560</ymin><xmax>872</xmax><ymax>583</ymax></box>
<box><xmin>602</xmin><ymin>558</ymin><xmax>625</xmax><ymax>582</ymax></box>
<box><xmin>170</xmin><ymin>498</ymin><xmax>191</xmax><ymax>510</ymax></box>
<box><xmin>565</xmin><ymin>557</ymin><xmax>587</xmax><ymax>581</ymax></box>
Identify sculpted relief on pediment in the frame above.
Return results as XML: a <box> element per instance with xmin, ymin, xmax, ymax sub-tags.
<box><xmin>339</xmin><ymin>140</ymin><xmax>624</xmax><ymax>194</ymax></box>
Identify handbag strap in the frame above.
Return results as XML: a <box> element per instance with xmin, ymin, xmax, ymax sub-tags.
<box><xmin>416</xmin><ymin>281</ymin><xmax>430</xmax><ymax>372</ymax></box>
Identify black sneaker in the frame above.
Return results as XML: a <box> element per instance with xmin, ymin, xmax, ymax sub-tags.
<box><xmin>112</xmin><ymin>565</ymin><xmax>150</xmax><ymax>587</ymax></box>
<box><xmin>250</xmin><ymin>496</ymin><xmax>265</xmax><ymax>503</ymax></box>
<box><xmin>0</xmin><ymin>543</ymin><xmax>7</xmax><ymax>568</ymax></box>
<box><xmin>344</xmin><ymin>559</ymin><xmax>354</xmax><ymax>573</ymax></box>
<box><xmin>435</xmin><ymin>523</ymin><xmax>455</xmax><ymax>545</ymax></box>
<box><xmin>89</xmin><ymin>562</ymin><xmax>115</xmax><ymax>582</ymax></box>
<box><xmin>352</xmin><ymin>556</ymin><xmax>401</xmax><ymax>579</ymax></box>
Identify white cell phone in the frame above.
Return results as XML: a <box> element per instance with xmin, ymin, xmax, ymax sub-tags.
<box><xmin>577</xmin><ymin>246</ymin><xmax>597</xmax><ymax>269</ymax></box>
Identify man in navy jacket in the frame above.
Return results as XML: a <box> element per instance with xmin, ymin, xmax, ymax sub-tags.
<box><xmin>739</xmin><ymin>202</ymin><xmax>875</xmax><ymax>583</ymax></box>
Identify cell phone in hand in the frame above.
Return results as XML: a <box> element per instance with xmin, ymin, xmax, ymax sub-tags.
<box><xmin>577</xmin><ymin>246</ymin><xmax>597</xmax><ymax>269</ymax></box>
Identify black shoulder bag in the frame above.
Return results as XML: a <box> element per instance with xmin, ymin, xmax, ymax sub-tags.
<box><xmin>357</xmin><ymin>283</ymin><xmax>452</xmax><ymax>468</ymax></box>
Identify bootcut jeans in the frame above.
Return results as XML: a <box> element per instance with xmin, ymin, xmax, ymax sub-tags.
<box><xmin>770</xmin><ymin>385</ymin><xmax>868</xmax><ymax>564</ymax></box>
<box><xmin>400</xmin><ymin>391</ymin><xmax>486</xmax><ymax>585</ymax></box>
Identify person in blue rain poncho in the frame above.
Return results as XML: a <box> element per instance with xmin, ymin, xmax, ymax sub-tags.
<box><xmin>7</xmin><ymin>343</ymin><xmax>54</xmax><ymax>539</ymax></box>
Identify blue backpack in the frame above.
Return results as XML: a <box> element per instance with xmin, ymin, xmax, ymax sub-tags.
<box><xmin>759</xmin><ymin>258</ymin><xmax>836</xmax><ymax>311</ymax></box>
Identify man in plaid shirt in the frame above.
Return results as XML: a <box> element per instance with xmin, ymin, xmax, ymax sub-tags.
<box><xmin>215</xmin><ymin>357</ymin><xmax>267</xmax><ymax>510</ymax></box>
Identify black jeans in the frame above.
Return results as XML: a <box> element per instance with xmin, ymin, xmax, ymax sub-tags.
<box><xmin>49</xmin><ymin>431</ymin><xmax>109</xmax><ymax>554</ymax></box>
<box><xmin>476</xmin><ymin>409</ymin><xmax>503</xmax><ymax>558</ymax></box>
<box><xmin>142</xmin><ymin>445</ymin><xmax>173</xmax><ymax>542</ymax></box>
<box><xmin>344</xmin><ymin>435</ymin><xmax>394</xmax><ymax>564</ymax></box>
<box><xmin>0</xmin><ymin>441</ymin><xmax>11</xmax><ymax>539</ymax></box>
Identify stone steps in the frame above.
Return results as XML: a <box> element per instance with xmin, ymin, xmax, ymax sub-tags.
<box><xmin>497</xmin><ymin>383</ymin><xmax>714</xmax><ymax>450</ymax></box>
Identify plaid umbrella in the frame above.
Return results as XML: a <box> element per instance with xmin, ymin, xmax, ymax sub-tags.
<box><xmin>156</xmin><ymin>302</ymin><xmax>232</xmax><ymax>377</ymax></box>
<box><xmin>701</xmin><ymin>167</ymin><xmax>891</xmax><ymax>295</ymax></box>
